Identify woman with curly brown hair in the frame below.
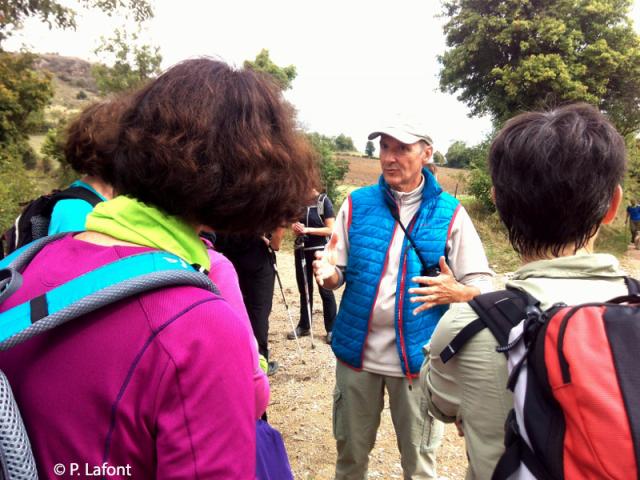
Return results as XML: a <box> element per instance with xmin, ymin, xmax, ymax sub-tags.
<box><xmin>0</xmin><ymin>58</ymin><xmax>317</xmax><ymax>479</ymax></box>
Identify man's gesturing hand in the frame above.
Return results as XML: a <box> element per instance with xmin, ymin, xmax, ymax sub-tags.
<box><xmin>313</xmin><ymin>233</ymin><xmax>339</xmax><ymax>287</ymax></box>
<box><xmin>408</xmin><ymin>256</ymin><xmax>478</xmax><ymax>314</ymax></box>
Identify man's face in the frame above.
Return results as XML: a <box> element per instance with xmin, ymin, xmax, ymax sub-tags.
<box><xmin>379</xmin><ymin>134</ymin><xmax>432</xmax><ymax>192</ymax></box>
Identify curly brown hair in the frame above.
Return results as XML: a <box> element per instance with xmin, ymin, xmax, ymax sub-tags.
<box><xmin>112</xmin><ymin>58</ymin><xmax>318</xmax><ymax>234</ymax></box>
<box><xmin>64</xmin><ymin>99</ymin><xmax>126</xmax><ymax>182</ymax></box>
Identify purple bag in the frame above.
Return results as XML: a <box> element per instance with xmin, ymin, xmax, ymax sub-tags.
<box><xmin>256</xmin><ymin>419</ymin><xmax>294</xmax><ymax>480</ymax></box>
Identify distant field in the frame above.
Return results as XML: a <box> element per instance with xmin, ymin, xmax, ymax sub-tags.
<box><xmin>338</xmin><ymin>154</ymin><xmax>468</xmax><ymax>197</ymax></box>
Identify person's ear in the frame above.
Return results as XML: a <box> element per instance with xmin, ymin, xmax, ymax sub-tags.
<box><xmin>602</xmin><ymin>184</ymin><xmax>623</xmax><ymax>225</ymax></box>
<box><xmin>421</xmin><ymin>144</ymin><xmax>433</xmax><ymax>166</ymax></box>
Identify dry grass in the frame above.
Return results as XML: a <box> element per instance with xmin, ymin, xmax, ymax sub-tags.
<box><xmin>340</xmin><ymin>155</ymin><xmax>468</xmax><ymax>197</ymax></box>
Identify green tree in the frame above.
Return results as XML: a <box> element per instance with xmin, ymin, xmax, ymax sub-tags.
<box><xmin>0</xmin><ymin>144</ymin><xmax>36</xmax><ymax>232</ymax></box>
<box><xmin>445</xmin><ymin>140</ymin><xmax>476</xmax><ymax>169</ymax></box>
<box><xmin>625</xmin><ymin>138</ymin><xmax>640</xmax><ymax>202</ymax></box>
<box><xmin>0</xmin><ymin>51</ymin><xmax>51</xmax><ymax>229</ymax></box>
<box><xmin>244</xmin><ymin>49</ymin><xmax>297</xmax><ymax>90</ymax></box>
<box><xmin>365</xmin><ymin>140</ymin><xmax>375</xmax><ymax>158</ymax></box>
<box><xmin>466</xmin><ymin>139</ymin><xmax>494</xmax><ymax>212</ymax></box>
<box><xmin>433</xmin><ymin>150</ymin><xmax>445</xmax><ymax>165</ymax></box>
<box><xmin>0</xmin><ymin>52</ymin><xmax>53</xmax><ymax>146</ymax></box>
<box><xmin>92</xmin><ymin>28</ymin><xmax>162</xmax><ymax>95</ymax></box>
<box><xmin>440</xmin><ymin>0</ymin><xmax>640</xmax><ymax>135</ymax></box>
<box><xmin>334</xmin><ymin>134</ymin><xmax>356</xmax><ymax>152</ymax></box>
<box><xmin>306</xmin><ymin>133</ymin><xmax>349</xmax><ymax>203</ymax></box>
<box><xmin>244</xmin><ymin>52</ymin><xmax>346</xmax><ymax>201</ymax></box>
<box><xmin>0</xmin><ymin>0</ymin><xmax>153</xmax><ymax>46</ymax></box>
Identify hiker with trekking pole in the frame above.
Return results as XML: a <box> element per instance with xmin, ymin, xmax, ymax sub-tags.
<box><xmin>268</xmin><ymin>244</ymin><xmax>302</xmax><ymax>355</ymax></box>
<box><xmin>287</xmin><ymin>189</ymin><xmax>337</xmax><ymax>345</ymax></box>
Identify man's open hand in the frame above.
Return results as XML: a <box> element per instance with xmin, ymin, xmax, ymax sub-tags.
<box><xmin>408</xmin><ymin>257</ymin><xmax>478</xmax><ymax>314</ymax></box>
<box><xmin>313</xmin><ymin>233</ymin><xmax>339</xmax><ymax>287</ymax></box>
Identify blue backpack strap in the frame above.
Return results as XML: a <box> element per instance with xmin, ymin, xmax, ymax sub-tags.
<box><xmin>0</xmin><ymin>248</ymin><xmax>218</xmax><ymax>351</ymax></box>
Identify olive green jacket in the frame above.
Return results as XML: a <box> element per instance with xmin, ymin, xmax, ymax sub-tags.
<box><xmin>421</xmin><ymin>254</ymin><xmax>629</xmax><ymax>480</ymax></box>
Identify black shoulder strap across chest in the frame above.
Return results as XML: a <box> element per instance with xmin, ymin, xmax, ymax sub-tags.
<box><xmin>439</xmin><ymin>276</ymin><xmax>640</xmax><ymax>364</ymax></box>
<box><xmin>439</xmin><ymin>288</ymin><xmax>536</xmax><ymax>364</ymax></box>
<box><xmin>53</xmin><ymin>186</ymin><xmax>103</xmax><ymax>208</ymax></box>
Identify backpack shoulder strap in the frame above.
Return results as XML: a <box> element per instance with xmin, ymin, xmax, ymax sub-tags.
<box><xmin>0</xmin><ymin>245</ymin><xmax>218</xmax><ymax>351</ymax></box>
<box><xmin>0</xmin><ymin>232</ymin><xmax>68</xmax><ymax>271</ymax></box>
<box><xmin>52</xmin><ymin>185</ymin><xmax>103</xmax><ymax>208</ymax></box>
<box><xmin>317</xmin><ymin>194</ymin><xmax>326</xmax><ymax>219</ymax></box>
<box><xmin>624</xmin><ymin>276</ymin><xmax>640</xmax><ymax>296</ymax></box>
<box><xmin>439</xmin><ymin>288</ymin><xmax>537</xmax><ymax>364</ymax></box>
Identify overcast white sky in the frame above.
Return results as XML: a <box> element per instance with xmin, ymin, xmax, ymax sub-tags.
<box><xmin>6</xmin><ymin>0</ymin><xmax>640</xmax><ymax>153</ymax></box>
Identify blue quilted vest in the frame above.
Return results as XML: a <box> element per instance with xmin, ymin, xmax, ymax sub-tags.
<box><xmin>332</xmin><ymin>169</ymin><xmax>459</xmax><ymax>375</ymax></box>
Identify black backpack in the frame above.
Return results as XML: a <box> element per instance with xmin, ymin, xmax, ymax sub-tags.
<box><xmin>2</xmin><ymin>186</ymin><xmax>102</xmax><ymax>258</ymax></box>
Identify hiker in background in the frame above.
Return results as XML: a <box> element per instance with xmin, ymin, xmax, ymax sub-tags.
<box><xmin>423</xmin><ymin>104</ymin><xmax>629</xmax><ymax>479</ymax></box>
<box><xmin>626</xmin><ymin>199</ymin><xmax>640</xmax><ymax>247</ymax></box>
<box><xmin>313</xmin><ymin>124</ymin><xmax>492</xmax><ymax>480</ymax></box>
<box><xmin>49</xmin><ymin>99</ymin><xmax>123</xmax><ymax>234</ymax></box>
<box><xmin>287</xmin><ymin>188</ymin><xmax>337</xmax><ymax>344</ymax></box>
<box><xmin>216</xmin><ymin>228</ymin><xmax>286</xmax><ymax>376</ymax></box>
<box><xmin>0</xmin><ymin>58</ymin><xmax>317</xmax><ymax>479</ymax></box>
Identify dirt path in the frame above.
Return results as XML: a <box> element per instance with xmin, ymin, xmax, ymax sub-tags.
<box><xmin>265</xmin><ymin>247</ymin><xmax>640</xmax><ymax>480</ymax></box>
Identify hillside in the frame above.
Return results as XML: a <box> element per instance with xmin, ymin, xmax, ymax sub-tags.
<box><xmin>339</xmin><ymin>154</ymin><xmax>468</xmax><ymax>196</ymax></box>
<box><xmin>32</xmin><ymin>54</ymin><xmax>102</xmax><ymax>125</ymax></box>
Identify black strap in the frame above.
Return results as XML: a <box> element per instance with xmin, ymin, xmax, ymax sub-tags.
<box><xmin>440</xmin><ymin>289</ymin><xmax>538</xmax><ymax>363</ymax></box>
<box><xmin>29</xmin><ymin>295</ymin><xmax>48</xmax><ymax>323</ymax></box>
<box><xmin>492</xmin><ymin>437</ymin><xmax>552</xmax><ymax>479</ymax></box>
<box><xmin>53</xmin><ymin>186</ymin><xmax>103</xmax><ymax>208</ymax></box>
<box><xmin>624</xmin><ymin>276</ymin><xmax>640</xmax><ymax>296</ymax></box>
<box><xmin>440</xmin><ymin>318</ymin><xmax>485</xmax><ymax>363</ymax></box>
<box><xmin>492</xmin><ymin>410</ymin><xmax>554</xmax><ymax>480</ymax></box>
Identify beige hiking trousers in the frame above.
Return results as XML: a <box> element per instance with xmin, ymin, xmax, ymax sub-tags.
<box><xmin>333</xmin><ymin>361</ymin><xmax>444</xmax><ymax>480</ymax></box>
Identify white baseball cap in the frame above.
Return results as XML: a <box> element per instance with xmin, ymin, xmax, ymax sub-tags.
<box><xmin>368</xmin><ymin>124</ymin><xmax>433</xmax><ymax>146</ymax></box>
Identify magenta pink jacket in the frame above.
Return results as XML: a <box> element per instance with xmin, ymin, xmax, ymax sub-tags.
<box><xmin>0</xmin><ymin>236</ymin><xmax>257</xmax><ymax>479</ymax></box>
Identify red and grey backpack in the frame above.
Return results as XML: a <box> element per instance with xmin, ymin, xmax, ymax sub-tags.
<box><xmin>439</xmin><ymin>278</ymin><xmax>640</xmax><ymax>479</ymax></box>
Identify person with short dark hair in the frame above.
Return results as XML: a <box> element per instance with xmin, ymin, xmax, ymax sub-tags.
<box><xmin>48</xmin><ymin>99</ymin><xmax>124</xmax><ymax>234</ymax></box>
<box><xmin>0</xmin><ymin>57</ymin><xmax>317</xmax><ymax>479</ymax></box>
<box><xmin>422</xmin><ymin>103</ymin><xmax>628</xmax><ymax>479</ymax></box>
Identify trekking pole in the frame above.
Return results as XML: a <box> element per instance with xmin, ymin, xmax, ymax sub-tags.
<box><xmin>268</xmin><ymin>246</ymin><xmax>302</xmax><ymax>356</ymax></box>
<box><xmin>296</xmin><ymin>237</ymin><xmax>315</xmax><ymax>349</ymax></box>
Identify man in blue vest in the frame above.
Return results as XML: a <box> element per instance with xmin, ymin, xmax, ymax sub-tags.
<box><xmin>314</xmin><ymin>125</ymin><xmax>493</xmax><ymax>479</ymax></box>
